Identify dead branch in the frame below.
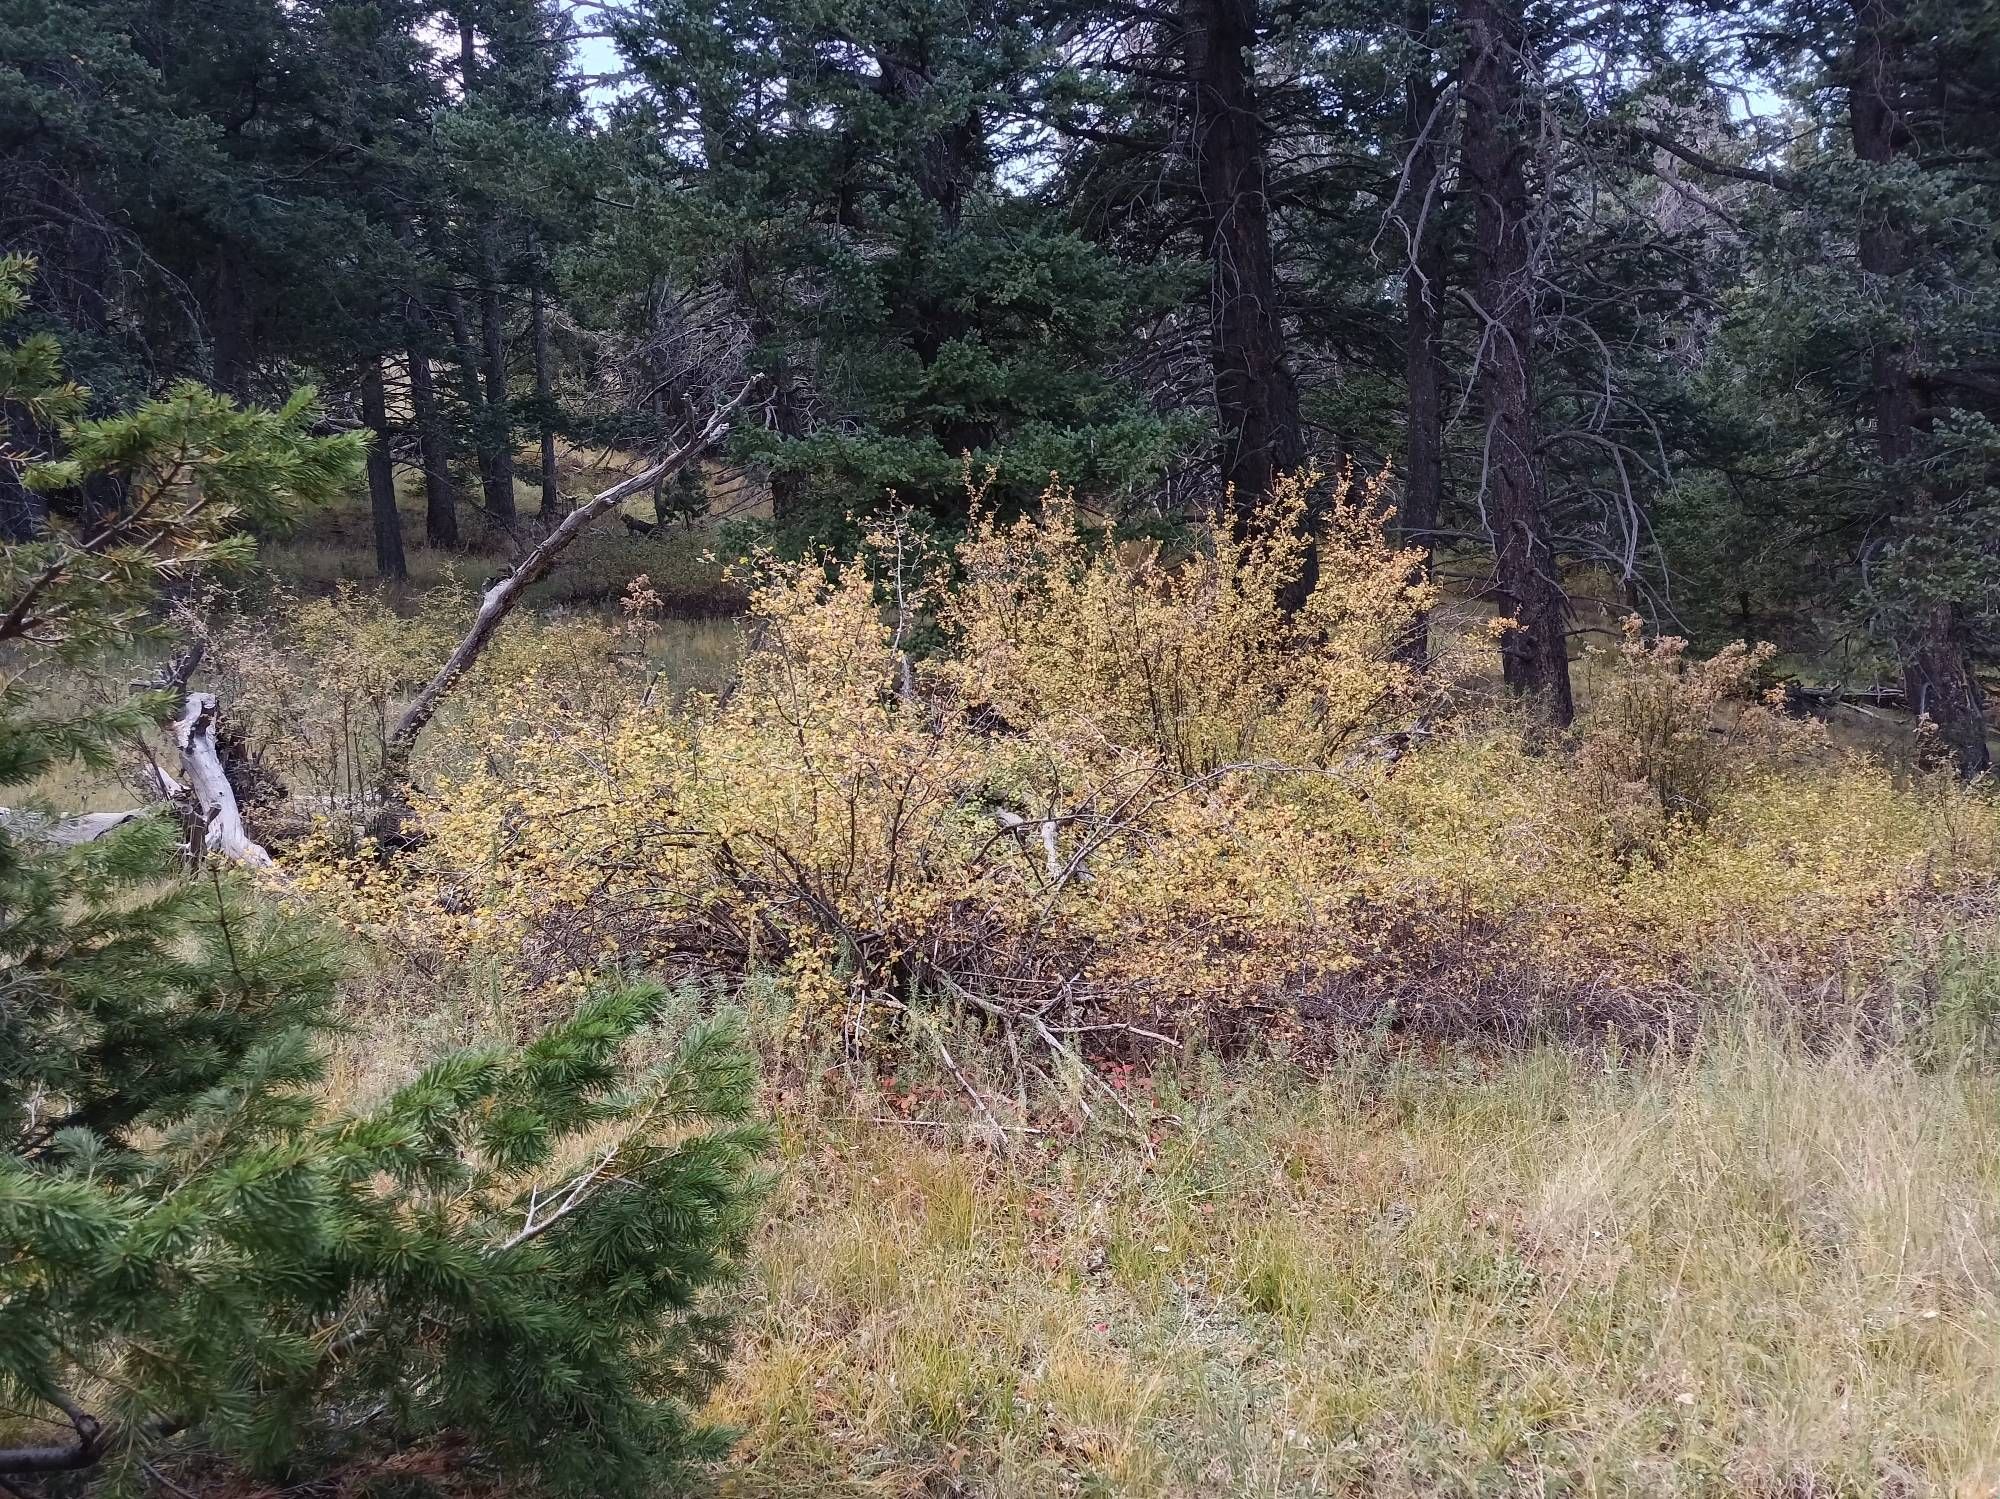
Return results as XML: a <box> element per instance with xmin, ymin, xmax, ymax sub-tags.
<box><xmin>1783</xmin><ymin>682</ymin><xmax>1910</xmax><ymax>712</ymax></box>
<box><xmin>0</xmin><ymin>808</ymin><xmax>145</xmax><ymax>846</ymax></box>
<box><xmin>173</xmin><ymin>692</ymin><xmax>277</xmax><ymax>870</ymax></box>
<box><xmin>381</xmin><ymin>382</ymin><xmax>754</xmax><ymax>789</ymax></box>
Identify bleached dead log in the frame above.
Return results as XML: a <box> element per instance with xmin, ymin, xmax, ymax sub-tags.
<box><xmin>992</xmin><ymin>807</ymin><xmax>1064</xmax><ymax>883</ymax></box>
<box><xmin>0</xmin><ymin>808</ymin><xmax>151</xmax><ymax>847</ymax></box>
<box><xmin>380</xmin><ymin>383</ymin><xmax>753</xmax><ymax>789</ymax></box>
<box><xmin>173</xmin><ymin>692</ymin><xmax>276</xmax><ymax>869</ymax></box>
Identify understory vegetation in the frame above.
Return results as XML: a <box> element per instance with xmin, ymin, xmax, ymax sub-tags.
<box><xmin>720</xmin><ymin>1019</ymin><xmax>2000</xmax><ymax>1496</ymax></box>
<box><xmin>2</xmin><ymin>277</ymin><xmax>1996</xmax><ymax>1490</ymax></box>
<box><xmin>281</xmin><ymin>477</ymin><xmax>2000</xmax><ymax>1070</ymax></box>
<box><xmin>168</xmin><ymin>471</ymin><xmax>2000</xmax><ymax>1493</ymax></box>
<box><xmin>7</xmin><ymin>0</ymin><xmax>2000</xmax><ymax>1489</ymax></box>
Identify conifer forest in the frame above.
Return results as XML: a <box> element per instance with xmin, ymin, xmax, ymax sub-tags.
<box><xmin>4</xmin><ymin>0</ymin><xmax>2000</xmax><ymax>1493</ymax></box>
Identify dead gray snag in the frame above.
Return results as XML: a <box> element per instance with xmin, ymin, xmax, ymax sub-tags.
<box><xmin>173</xmin><ymin>692</ymin><xmax>277</xmax><ymax>870</ymax></box>
<box><xmin>8</xmin><ymin>687</ymin><xmax>274</xmax><ymax>867</ymax></box>
<box><xmin>0</xmin><ymin>808</ymin><xmax>149</xmax><ymax>847</ymax></box>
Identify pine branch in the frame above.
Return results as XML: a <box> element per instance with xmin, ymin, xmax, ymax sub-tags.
<box><xmin>1616</xmin><ymin>123</ymin><xmax>1801</xmax><ymax>193</ymax></box>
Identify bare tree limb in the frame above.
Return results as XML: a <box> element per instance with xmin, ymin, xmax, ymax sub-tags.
<box><xmin>381</xmin><ymin>383</ymin><xmax>755</xmax><ymax>789</ymax></box>
<box><xmin>1617</xmin><ymin>123</ymin><xmax>1801</xmax><ymax>193</ymax></box>
<box><xmin>0</xmin><ymin>1388</ymin><xmax>105</xmax><ymax>1475</ymax></box>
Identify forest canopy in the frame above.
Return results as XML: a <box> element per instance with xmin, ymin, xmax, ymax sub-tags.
<box><xmin>5</xmin><ymin>0</ymin><xmax>1997</xmax><ymax>768</ymax></box>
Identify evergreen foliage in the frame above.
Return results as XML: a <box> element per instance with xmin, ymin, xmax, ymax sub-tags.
<box><xmin>4</xmin><ymin>0</ymin><xmax>1997</xmax><ymax>757</ymax></box>
<box><xmin>611</xmin><ymin>0</ymin><xmax>1196</xmax><ymax>531</ymax></box>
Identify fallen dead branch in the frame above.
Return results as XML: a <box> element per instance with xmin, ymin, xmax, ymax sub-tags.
<box><xmin>11</xmin><ymin>685</ymin><xmax>277</xmax><ymax>870</ymax></box>
<box><xmin>380</xmin><ymin>382</ymin><xmax>754</xmax><ymax>790</ymax></box>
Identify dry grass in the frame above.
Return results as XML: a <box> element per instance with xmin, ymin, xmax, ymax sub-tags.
<box><xmin>706</xmin><ymin>1020</ymin><xmax>2000</xmax><ymax>1497</ymax></box>
<box><xmin>25</xmin><ymin>500</ymin><xmax>2000</xmax><ymax>1497</ymax></box>
<box><xmin>265</xmin><ymin>460</ymin><xmax>747</xmax><ymax>614</ymax></box>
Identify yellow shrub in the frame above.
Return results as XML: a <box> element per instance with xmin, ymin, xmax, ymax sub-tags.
<box><xmin>945</xmin><ymin>469</ymin><xmax>1437</xmax><ymax>773</ymax></box>
<box><xmin>1576</xmin><ymin>615</ymin><xmax>1820</xmax><ymax>852</ymax></box>
<box><xmin>215</xmin><ymin>582</ymin><xmax>640</xmax><ymax>824</ymax></box>
<box><xmin>287</xmin><ymin>485</ymin><xmax>2000</xmax><ymax>1043</ymax></box>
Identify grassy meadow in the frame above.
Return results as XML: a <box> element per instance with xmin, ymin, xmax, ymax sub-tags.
<box><xmin>713</xmin><ymin>1019</ymin><xmax>2000</xmax><ymax>1497</ymax></box>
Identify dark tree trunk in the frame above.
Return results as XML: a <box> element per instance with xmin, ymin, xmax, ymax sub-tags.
<box><xmin>455</xmin><ymin>15</ymin><xmax>515</xmax><ymax>526</ymax></box>
<box><xmin>450</xmin><ymin>287</ymin><xmax>513</xmax><ymax>527</ymax></box>
<box><xmin>1397</xmin><ymin>4</ymin><xmax>1450</xmax><ymax>664</ymax></box>
<box><xmin>446</xmin><ymin>290</ymin><xmax>485</xmax><ymax>424</ymax></box>
<box><xmin>875</xmin><ymin>50</ymin><xmax>980</xmax><ymax>235</ymax></box>
<box><xmin>209</xmin><ymin>251</ymin><xmax>255</xmax><ymax>400</ymax></box>
<box><xmin>407</xmin><ymin>338</ymin><xmax>459</xmax><ymax>548</ymax></box>
<box><xmin>396</xmin><ymin>216</ymin><xmax>459</xmax><ymax>549</ymax></box>
<box><xmin>1461</xmin><ymin>0</ymin><xmax>1572</xmax><ymax>722</ymax></box>
<box><xmin>1849</xmin><ymin>0</ymin><xmax>1988</xmax><ymax>774</ymax></box>
<box><xmin>361</xmin><ymin>360</ymin><xmax>408</xmax><ymax>581</ymax></box>
<box><xmin>477</xmin><ymin>264</ymin><xmax>517</xmax><ymax>526</ymax></box>
<box><xmin>874</xmin><ymin>46</ymin><xmax>990</xmax><ymax>463</ymax></box>
<box><xmin>532</xmin><ymin>283</ymin><xmax>560</xmax><ymax>518</ymax></box>
<box><xmin>764</xmin><ymin>356</ymin><xmax>808</xmax><ymax>524</ymax></box>
<box><xmin>1180</xmin><ymin>0</ymin><xmax>1309</xmax><ymax>601</ymax></box>
<box><xmin>733</xmin><ymin>264</ymin><xmax>810</xmax><ymax>523</ymax></box>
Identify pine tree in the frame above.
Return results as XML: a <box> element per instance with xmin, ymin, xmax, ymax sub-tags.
<box><xmin>613</xmin><ymin>0</ymin><xmax>1193</xmax><ymax>535</ymax></box>
<box><xmin>0</xmin><ymin>259</ymin><xmax>768</xmax><ymax>1495</ymax></box>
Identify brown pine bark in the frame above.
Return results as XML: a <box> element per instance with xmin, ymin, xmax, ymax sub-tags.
<box><xmin>1849</xmin><ymin>0</ymin><xmax>1989</xmax><ymax>774</ymax></box>
<box><xmin>1461</xmin><ymin>0</ymin><xmax>1572</xmax><ymax>722</ymax></box>
<box><xmin>361</xmin><ymin>359</ymin><xmax>408</xmax><ymax>582</ymax></box>
<box><xmin>1179</xmin><ymin>0</ymin><xmax>1311</xmax><ymax>604</ymax></box>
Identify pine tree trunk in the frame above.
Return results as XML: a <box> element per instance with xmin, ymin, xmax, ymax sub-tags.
<box><xmin>1180</xmin><ymin>0</ymin><xmax>1309</xmax><ymax>601</ymax></box>
<box><xmin>478</xmin><ymin>263</ymin><xmax>517</xmax><ymax>526</ymax></box>
<box><xmin>1849</xmin><ymin>0</ymin><xmax>1989</xmax><ymax>774</ymax></box>
<box><xmin>874</xmin><ymin>50</ymin><xmax>986</xmax><ymax>460</ymax></box>
<box><xmin>740</xmin><ymin>296</ymin><xmax>808</xmax><ymax>524</ymax></box>
<box><xmin>454</xmin><ymin>19</ymin><xmax>515</xmax><ymax>528</ymax></box>
<box><xmin>1461</xmin><ymin>0</ymin><xmax>1572</xmax><ymax>723</ymax></box>
<box><xmin>396</xmin><ymin>216</ymin><xmax>459</xmax><ymax>550</ymax></box>
<box><xmin>446</xmin><ymin>291</ymin><xmax>483</xmax><ymax>411</ymax></box>
<box><xmin>407</xmin><ymin>340</ymin><xmax>459</xmax><ymax>548</ymax></box>
<box><xmin>444</xmin><ymin>290</ymin><xmax>498</xmax><ymax>531</ymax></box>
<box><xmin>532</xmin><ymin>284</ymin><xmax>560</xmax><ymax>518</ymax></box>
<box><xmin>209</xmin><ymin>251</ymin><xmax>255</xmax><ymax>400</ymax></box>
<box><xmin>1398</xmin><ymin>6</ymin><xmax>1449</xmax><ymax>664</ymax></box>
<box><xmin>766</xmin><ymin>359</ymin><xmax>807</xmax><ymax>523</ymax></box>
<box><xmin>361</xmin><ymin>360</ymin><xmax>408</xmax><ymax>582</ymax></box>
